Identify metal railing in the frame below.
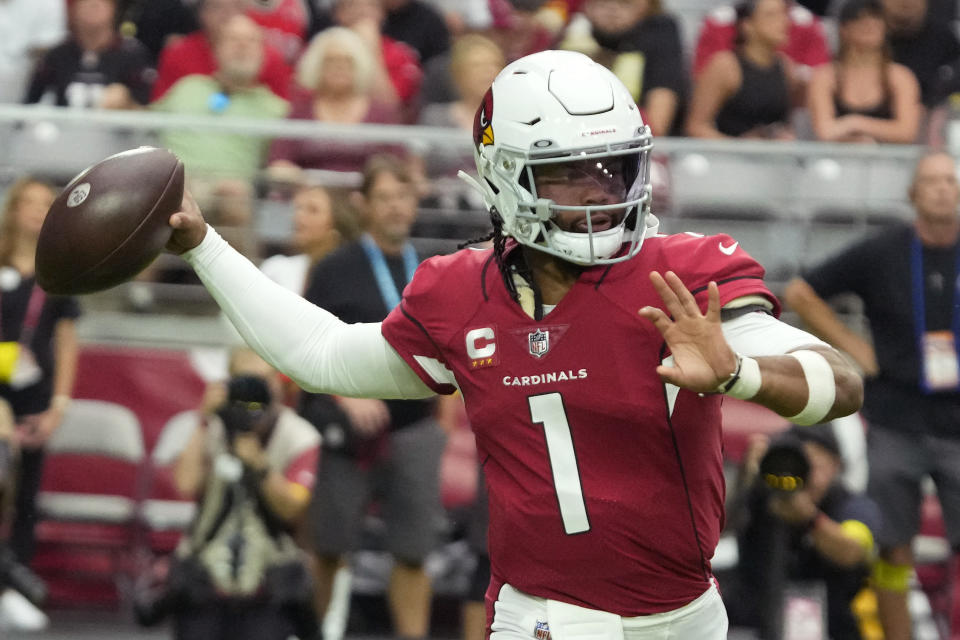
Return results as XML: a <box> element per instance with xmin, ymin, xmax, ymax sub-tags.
<box><xmin>0</xmin><ymin>105</ymin><xmax>925</xmax><ymax>347</ymax></box>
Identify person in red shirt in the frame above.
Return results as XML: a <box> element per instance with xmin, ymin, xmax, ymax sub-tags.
<box><xmin>693</xmin><ymin>0</ymin><xmax>830</xmax><ymax>78</ymax></box>
<box><xmin>329</xmin><ymin>0</ymin><xmax>423</xmax><ymax>111</ymax></box>
<box><xmin>166</xmin><ymin>50</ymin><xmax>863</xmax><ymax>639</ymax></box>
<box><xmin>151</xmin><ymin>0</ymin><xmax>291</xmax><ymax>102</ymax></box>
<box><xmin>246</xmin><ymin>0</ymin><xmax>315</xmax><ymax>65</ymax></box>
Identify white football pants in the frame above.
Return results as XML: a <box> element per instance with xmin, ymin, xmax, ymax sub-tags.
<box><xmin>490</xmin><ymin>582</ymin><xmax>728</xmax><ymax>640</ymax></box>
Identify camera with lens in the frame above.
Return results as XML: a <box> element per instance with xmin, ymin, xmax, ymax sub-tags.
<box><xmin>215</xmin><ymin>375</ymin><xmax>273</xmax><ymax>442</ymax></box>
<box><xmin>758</xmin><ymin>437</ymin><xmax>810</xmax><ymax>494</ymax></box>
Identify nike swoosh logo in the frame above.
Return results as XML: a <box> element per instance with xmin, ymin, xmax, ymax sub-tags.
<box><xmin>719</xmin><ymin>241</ymin><xmax>738</xmax><ymax>255</ymax></box>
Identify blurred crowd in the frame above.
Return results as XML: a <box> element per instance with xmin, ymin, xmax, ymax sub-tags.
<box><xmin>2</xmin><ymin>0</ymin><xmax>958</xmax><ymax>268</ymax></box>
<box><xmin>6</xmin><ymin>0</ymin><xmax>960</xmax><ymax>215</ymax></box>
<box><xmin>8</xmin><ymin>0</ymin><xmax>960</xmax><ymax>140</ymax></box>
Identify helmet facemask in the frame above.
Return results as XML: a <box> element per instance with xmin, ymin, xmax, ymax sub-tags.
<box><xmin>487</xmin><ymin>137</ymin><xmax>653</xmax><ymax>265</ymax></box>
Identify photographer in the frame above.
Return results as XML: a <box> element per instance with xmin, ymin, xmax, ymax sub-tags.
<box><xmin>726</xmin><ymin>424</ymin><xmax>882</xmax><ymax>640</ymax></box>
<box><xmin>169</xmin><ymin>349</ymin><xmax>320</xmax><ymax>640</ymax></box>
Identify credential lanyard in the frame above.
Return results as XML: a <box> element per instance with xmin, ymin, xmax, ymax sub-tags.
<box><xmin>910</xmin><ymin>235</ymin><xmax>960</xmax><ymax>393</ymax></box>
<box><xmin>0</xmin><ymin>284</ymin><xmax>46</xmax><ymax>346</ymax></box>
<box><xmin>360</xmin><ymin>234</ymin><xmax>418</xmax><ymax>311</ymax></box>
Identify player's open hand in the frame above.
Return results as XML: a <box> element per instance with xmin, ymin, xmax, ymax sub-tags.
<box><xmin>166</xmin><ymin>190</ymin><xmax>207</xmax><ymax>255</ymax></box>
<box><xmin>638</xmin><ymin>271</ymin><xmax>738</xmax><ymax>393</ymax></box>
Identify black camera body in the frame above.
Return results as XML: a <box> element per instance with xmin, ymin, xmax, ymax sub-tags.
<box><xmin>217</xmin><ymin>402</ymin><xmax>264</xmax><ymax>441</ymax></box>
<box><xmin>216</xmin><ymin>375</ymin><xmax>274</xmax><ymax>443</ymax></box>
<box><xmin>759</xmin><ymin>438</ymin><xmax>810</xmax><ymax>494</ymax></box>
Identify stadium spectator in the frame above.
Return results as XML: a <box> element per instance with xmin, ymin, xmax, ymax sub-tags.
<box><xmin>383</xmin><ymin>0</ymin><xmax>451</xmax><ymax>64</ymax></box>
<box><xmin>417</xmin><ymin>0</ymin><xmax>550</xmax><ymax>109</ymax></box>
<box><xmin>295</xmin><ymin>155</ymin><xmax>445</xmax><ymax>640</ymax></box>
<box><xmin>0</xmin><ymin>397</ymin><xmax>45</xmax><ymax>633</ymax></box>
<box><xmin>426</xmin><ymin>0</ymin><xmax>493</xmax><ymax>33</ymax></box>
<box><xmin>151</xmin><ymin>0</ymin><xmax>291</xmax><ymax>102</ymax></box>
<box><xmin>171</xmin><ymin>348</ymin><xmax>320</xmax><ymax>640</ymax></box>
<box><xmin>807</xmin><ymin>0</ymin><xmax>920</xmax><ymax>144</ymax></box>
<box><xmin>0</xmin><ymin>0</ymin><xmax>66</xmax><ymax>104</ymax></box>
<box><xmin>420</xmin><ymin>34</ymin><xmax>504</xmax><ymax>131</ymax></box>
<box><xmin>884</xmin><ymin>0</ymin><xmax>960</xmax><ymax>109</ymax></box>
<box><xmin>154</xmin><ymin>14</ymin><xmax>287</xmax><ymax>262</ymax></box>
<box><xmin>117</xmin><ymin>0</ymin><xmax>197</xmax><ymax>63</ymax></box>
<box><xmin>692</xmin><ymin>1</ymin><xmax>829</xmax><ymax>79</ymax></box>
<box><xmin>267</xmin><ymin>27</ymin><xmax>403</xmax><ymax>176</ymax></box>
<box><xmin>559</xmin><ymin>0</ymin><xmax>686</xmax><ymax>136</ymax></box>
<box><xmin>25</xmin><ymin>0</ymin><xmax>153</xmax><ymax>109</ymax></box>
<box><xmin>783</xmin><ymin>151</ymin><xmax>960</xmax><ymax>640</ymax></box>
<box><xmin>725</xmin><ymin>425</ymin><xmax>881</xmax><ymax>640</ymax></box>
<box><xmin>247</xmin><ymin>0</ymin><xmax>319</xmax><ymax>65</ymax></box>
<box><xmin>686</xmin><ymin>0</ymin><xmax>798</xmax><ymax>139</ymax></box>
<box><xmin>0</xmin><ymin>178</ymin><xmax>80</xmax><ymax>565</ymax></box>
<box><xmin>329</xmin><ymin>0</ymin><xmax>423</xmax><ymax>112</ymax></box>
<box><xmin>418</xmin><ymin>33</ymin><xmax>505</xmax><ymax>186</ymax></box>
<box><xmin>487</xmin><ymin>0</ymin><xmax>556</xmax><ymax>64</ymax></box>
<box><xmin>153</xmin><ymin>14</ymin><xmax>289</xmax><ymax>183</ymax></box>
<box><xmin>260</xmin><ymin>185</ymin><xmax>360</xmax><ymax>295</ymax></box>
<box><xmin>167</xmin><ymin>49</ymin><xmax>863</xmax><ymax>639</ymax></box>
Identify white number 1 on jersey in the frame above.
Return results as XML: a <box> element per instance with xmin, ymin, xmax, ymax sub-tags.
<box><xmin>528</xmin><ymin>393</ymin><xmax>590</xmax><ymax>534</ymax></box>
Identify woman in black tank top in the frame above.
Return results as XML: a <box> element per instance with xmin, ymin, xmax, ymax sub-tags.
<box><xmin>686</xmin><ymin>0</ymin><xmax>796</xmax><ymax>139</ymax></box>
<box><xmin>808</xmin><ymin>0</ymin><xmax>920</xmax><ymax>143</ymax></box>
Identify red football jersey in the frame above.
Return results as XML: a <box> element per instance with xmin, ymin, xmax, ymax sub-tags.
<box><xmin>381</xmin><ymin>233</ymin><xmax>778</xmax><ymax>616</ymax></box>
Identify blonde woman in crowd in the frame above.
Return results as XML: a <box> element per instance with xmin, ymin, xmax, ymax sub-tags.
<box><xmin>268</xmin><ymin>27</ymin><xmax>403</xmax><ymax>178</ymax></box>
<box><xmin>419</xmin><ymin>34</ymin><xmax>505</xmax><ymax>131</ymax></box>
<box><xmin>260</xmin><ymin>184</ymin><xmax>359</xmax><ymax>295</ymax></box>
<box><xmin>0</xmin><ymin>178</ymin><xmax>79</xmax><ymax>566</ymax></box>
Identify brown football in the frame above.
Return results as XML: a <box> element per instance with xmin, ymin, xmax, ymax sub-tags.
<box><xmin>36</xmin><ymin>147</ymin><xmax>184</xmax><ymax>295</ymax></box>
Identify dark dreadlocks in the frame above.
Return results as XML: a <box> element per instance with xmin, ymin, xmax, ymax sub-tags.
<box><xmin>457</xmin><ymin>209</ymin><xmax>535</xmax><ymax>307</ymax></box>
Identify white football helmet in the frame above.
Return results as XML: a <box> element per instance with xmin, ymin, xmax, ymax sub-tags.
<box><xmin>460</xmin><ymin>50</ymin><xmax>653</xmax><ymax>265</ymax></box>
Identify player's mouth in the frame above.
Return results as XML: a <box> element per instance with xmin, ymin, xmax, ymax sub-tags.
<box><xmin>573</xmin><ymin>212</ymin><xmax>617</xmax><ymax>233</ymax></box>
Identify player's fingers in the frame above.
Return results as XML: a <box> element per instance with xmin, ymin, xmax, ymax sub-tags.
<box><xmin>638</xmin><ymin>305</ymin><xmax>672</xmax><ymax>334</ymax></box>
<box><xmin>648</xmin><ymin>271</ymin><xmax>684</xmax><ymax>318</ymax></box>
<box><xmin>705</xmin><ymin>282</ymin><xmax>721</xmax><ymax>322</ymax></box>
<box><xmin>663</xmin><ymin>271</ymin><xmax>701</xmax><ymax>317</ymax></box>
<box><xmin>655</xmin><ymin>364</ymin><xmax>681</xmax><ymax>386</ymax></box>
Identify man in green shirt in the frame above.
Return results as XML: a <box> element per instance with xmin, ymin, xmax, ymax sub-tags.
<box><xmin>152</xmin><ymin>13</ymin><xmax>289</xmax><ymax>182</ymax></box>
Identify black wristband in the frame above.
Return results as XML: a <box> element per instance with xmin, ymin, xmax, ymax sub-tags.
<box><xmin>718</xmin><ymin>354</ymin><xmax>743</xmax><ymax>393</ymax></box>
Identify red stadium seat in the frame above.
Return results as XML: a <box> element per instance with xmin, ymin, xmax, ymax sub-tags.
<box><xmin>32</xmin><ymin>400</ymin><xmax>145</xmax><ymax>608</ymax></box>
<box><xmin>139</xmin><ymin>410</ymin><xmax>200</xmax><ymax>554</ymax></box>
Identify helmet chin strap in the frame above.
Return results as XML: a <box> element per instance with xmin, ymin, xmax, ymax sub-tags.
<box><xmin>549</xmin><ymin>225</ymin><xmax>626</xmax><ymax>264</ymax></box>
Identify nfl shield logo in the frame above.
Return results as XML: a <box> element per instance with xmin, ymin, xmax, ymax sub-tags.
<box><xmin>528</xmin><ymin>329</ymin><xmax>549</xmax><ymax>358</ymax></box>
<box><xmin>534</xmin><ymin>620</ymin><xmax>551</xmax><ymax>640</ymax></box>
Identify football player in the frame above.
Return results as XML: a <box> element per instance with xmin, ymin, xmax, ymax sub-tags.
<box><xmin>167</xmin><ymin>50</ymin><xmax>862</xmax><ymax>639</ymax></box>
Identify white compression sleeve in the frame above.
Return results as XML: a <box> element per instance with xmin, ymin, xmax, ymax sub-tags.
<box><xmin>722</xmin><ymin>309</ymin><xmax>829</xmax><ymax>357</ymax></box>
<box><xmin>181</xmin><ymin>226</ymin><xmax>436</xmax><ymax>399</ymax></box>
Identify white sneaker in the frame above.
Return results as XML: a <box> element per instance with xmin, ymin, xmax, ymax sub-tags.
<box><xmin>0</xmin><ymin>588</ymin><xmax>50</xmax><ymax>631</ymax></box>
